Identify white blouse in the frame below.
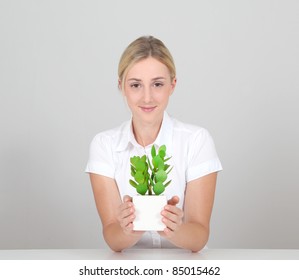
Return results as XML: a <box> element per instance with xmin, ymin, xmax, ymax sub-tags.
<box><xmin>85</xmin><ymin>111</ymin><xmax>222</xmax><ymax>248</ymax></box>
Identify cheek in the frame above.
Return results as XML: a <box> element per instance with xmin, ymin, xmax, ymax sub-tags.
<box><xmin>154</xmin><ymin>89</ymin><xmax>172</xmax><ymax>101</ymax></box>
<box><xmin>123</xmin><ymin>91</ymin><xmax>139</xmax><ymax>104</ymax></box>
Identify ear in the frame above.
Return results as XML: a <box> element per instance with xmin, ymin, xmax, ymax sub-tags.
<box><xmin>118</xmin><ymin>79</ymin><xmax>126</xmax><ymax>96</ymax></box>
<box><xmin>170</xmin><ymin>77</ymin><xmax>177</xmax><ymax>94</ymax></box>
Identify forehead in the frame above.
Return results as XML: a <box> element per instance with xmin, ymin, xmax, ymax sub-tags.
<box><xmin>126</xmin><ymin>57</ymin><xmax>170</xmax><ymax>80</ymax></box>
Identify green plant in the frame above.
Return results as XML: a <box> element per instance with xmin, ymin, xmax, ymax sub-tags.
<box><xmin>129</xmin><ymin>145</ymin><xmax>173</xmax><ymax>195</ymax></box>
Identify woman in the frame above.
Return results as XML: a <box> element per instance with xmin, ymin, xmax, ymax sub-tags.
<box><xmin>85</xmin><ymin>36</ymin><xmax>222</xmax><ymax>252</ymax></box>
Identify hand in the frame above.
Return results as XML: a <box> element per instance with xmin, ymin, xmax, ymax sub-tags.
<box><xmin>117</xmin><ymin>195</ymin><xmax>144</xmax><ymax>236</ymax></box>
<box><xmin>159</xmin><ymin>196</ymin><xmax>184</xmax><ymax>238</ymax></box>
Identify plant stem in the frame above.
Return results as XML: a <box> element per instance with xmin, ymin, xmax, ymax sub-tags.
<box><xmin>148</xmin><ymin>185</ymin><xmax>152</xmax><ymax>195</ymax></box>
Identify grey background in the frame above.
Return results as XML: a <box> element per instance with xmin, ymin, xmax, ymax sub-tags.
<box><xmin>0</xmin><ymin>0</ymin><xmax>298</xmax><ymax>249</ymax></box>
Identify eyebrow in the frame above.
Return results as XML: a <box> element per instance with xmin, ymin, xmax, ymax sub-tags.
<box><xmin>127</xmin><ymin>77</ymin><xmax>166</xmax><ymax>82</ymax></box>
<box><xmin>127</xmin><ymin>78</ymin><xmax>142</xmax><ymax>82</ymax></box>
<box><xmin>152</xmin><ymin>77</ymin><xmax>166</xmax><ymax>81</ymax></box>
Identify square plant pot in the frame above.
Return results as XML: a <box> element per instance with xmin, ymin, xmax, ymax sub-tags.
<box><xmin>133</xmin><ymin>195</ymin><xmax>167</xmax><ymax>231</ymax></box>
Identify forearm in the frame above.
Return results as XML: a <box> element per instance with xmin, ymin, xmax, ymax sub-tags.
<box><xmin>103</xmin><ymin>222</ymin><xmax>144</xmax><ymax>252</ymax></box>
<box><xmin>165</xmin><ymin>222</ymin><xmax>209</xmax><ymax>252</ymax></box>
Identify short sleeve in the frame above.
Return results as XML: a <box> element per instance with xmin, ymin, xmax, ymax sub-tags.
<box><xmin>85</xmin><ymin>133</ymin><xmax>115</xmax><ymax>178</ymax></box>
<box><xmin>186</xmin><ymin>128</ymin><xmax>222</xmax><ymax>182</ymax></box>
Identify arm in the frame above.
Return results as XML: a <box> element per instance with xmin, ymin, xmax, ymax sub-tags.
<box><xmin>89</xmin><ymin>173</ymin><xmax>144</xmax><ymax>252</ymax></box>
<box><xmin>159</xmin><ymin>172</ymin><xmax>218</xmax><ymax>252</ymax></box>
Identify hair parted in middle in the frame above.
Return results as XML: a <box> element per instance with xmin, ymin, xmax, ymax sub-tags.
<box><xmin>118</xmin><ymin>36</ymin><xmax>176</xmax><ymax>90</ymax></box>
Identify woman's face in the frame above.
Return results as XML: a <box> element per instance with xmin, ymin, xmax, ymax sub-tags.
<box><xmin>121</xmin><ymin>57</ymin><xmax>176</xmax><ymax>124</ymax></box>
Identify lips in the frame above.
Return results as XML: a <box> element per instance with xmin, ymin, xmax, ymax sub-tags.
<box><xmin>140</xmin><ymin>106</ymin><xmax>156</xmax><ymax>112</ymax></box>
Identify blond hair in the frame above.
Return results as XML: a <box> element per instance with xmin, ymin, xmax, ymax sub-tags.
<box><xmin>118</xmin><ymin>36</ymin><xmax>176</xmax><ymax>89</ymax></box>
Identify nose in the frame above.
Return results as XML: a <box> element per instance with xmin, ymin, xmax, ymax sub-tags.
<box><xmin>143</xmin><ymin>86</ymin><xmax>153</xmax><ymax>103</ymax></box>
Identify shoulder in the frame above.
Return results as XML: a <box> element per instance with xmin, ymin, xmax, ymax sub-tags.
<box><xmin>171</xmin><ymin>115</ymin><xmax>211</xmax><ymax>141</ymax></box>
<box><xmin>91</xmin><ymin>120</ymin><xmax>129</xmax><ymax>146</ymax></box>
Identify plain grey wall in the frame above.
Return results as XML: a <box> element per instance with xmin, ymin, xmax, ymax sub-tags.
<box><xmin>0</xmin><ymin>0</ymin><xmax>298</xmax><ymax>249</ymax></box>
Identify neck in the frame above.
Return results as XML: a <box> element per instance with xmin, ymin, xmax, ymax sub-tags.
<box><xmin>132</xmin><ymin>116</ymin><xmax>163</xmax><ymax>147</ymax></box>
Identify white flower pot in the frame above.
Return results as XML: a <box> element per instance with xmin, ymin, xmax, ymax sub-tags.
<box><xmin>133</xmin><ymin>195</ymin><xmax>167</xmax><ymax>231</ymax></box>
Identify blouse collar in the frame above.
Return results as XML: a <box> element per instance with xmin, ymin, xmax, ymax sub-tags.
<box><xmin>115</xmin><ymin>111</ymin><xmax>174</xmax><ymax>155</ymax></box>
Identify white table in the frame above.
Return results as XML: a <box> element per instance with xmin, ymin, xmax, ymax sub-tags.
<box><xmin>0</xmin><ymin>248</ymin><xmax>298</xmax><ymax>260</ymax></box>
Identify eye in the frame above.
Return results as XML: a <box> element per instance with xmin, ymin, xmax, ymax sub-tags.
<box><xmin>153</xmin><ymin>82</ymin><xmax>164</xmax><ymax>87</ymax></box>
<box><xmin>130</xmin><ymin>83</ymin><xmax>141</xmax><ymax>88</ymax></box>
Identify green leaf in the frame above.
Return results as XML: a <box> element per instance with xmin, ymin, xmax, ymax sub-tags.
<box><xmin>164</xmin><ymin>156</ymin><xmax>172</xmax><ymax>162</ymax></box>
<box><xmin>158</xmin><ymin>145</ymin><xmax>166</xmax><ymax>158</ymax></box>
<box><xmin>145</xmin><ymin>173</ymin><xmax>149</xmax><ymax>183</ymax></box>
<box><xmin>158</xmin><ymin>145</ymin><xmax>166</xmax><ymax>153</ymax></box>
<box><xmin>141</xmin><ymin>155</ymin><xmax>147</xmax><ymax>162</ymax></box>
<box><xmin>130</xmin><ymin>156</ymin><xmax>140</xmax><ymax>166</ymax></box>
<box><xmin>135</xmin><ymin>160</ymin><xmax>146</xmax><ymax>172</ymax></box>
<box><xmin>137</xmin><ymin>183</ymin><xmax>148</xmax><ymax>195</ymax></box>
<box><xmin>155</xmin><ymin>170</ymin><xmax>167</xmax><ymax>183</ymax></box>
<box><xmin>131</xmin><ymin>165</ymin><xmax>136</xmax><ymax>173</ymax></box>
<box><xmin>152</xmin><ymin>155</ymin><xmax>164</xmax><ymax>170</ymax></box>
<box><xmin>164</xmin><ymin>164</ymin><xmax>170</xmax><ymax>171</ymax></box>
<box><xmin>153</xmin><ymin>182</ymin><xmax>165</xmax><ymax>195</ymax></box>
<box><xmin>164</xmin><ymin>180</ymin><xmax>172</xmax><ymax>188</ymax></box>
<box><xmin>166</xmin><ymin>166</ymin><xmax>173</xmax><ymax>175</ymax></box>
<box><xmin>151</xmin><ymin>145</ymin><xmax>156</xmax><ymax>158</ymax></box>
<box><xmin>158</xmin><ymin>149</ymin><xmax>166</xmax><ymax>158</ymax></box>
<box><xmin>129</xmin><ymin>179</ymin><xmax>138</xmax><ymax>188</ymax></box>
<box><xmin>134</xmin><ymin>171</ymin><xmax>145</xmax><ymax>184</ymax></box>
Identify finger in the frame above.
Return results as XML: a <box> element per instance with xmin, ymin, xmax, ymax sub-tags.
<box><xmin>119</xmin><ymin>200</ymin><xmax>133</xmax><ymax>211</ymax></box>
<box><xmin>162</xmin><ymin>209</ymin><xmax>182</xmax><ymax>224</ymax></box>
<box><xmin>125</xmin><ymin>222</ymin><xmax>134</xmax><ymax>232</ymax></box>
<box><xmin>167</xmin><ymin>196</ymin><xmax>179</xmax><ymax>206</ymax></box>
<box><xmin>163</xmin><ymin>227</ymin><xmax>172</xmax><ymax>237</ymax></box>
<box><xmin>117</xmin><ymin>203</ymin><xmax>134</xmax><ymax>228</ymax></box>
<box><xmin>118</xmin><ymin>197</ymin><xmax>134</xmax><ymax>213</ymax></box>
<box><xmin>118</xmin><ymin>208</ymin><xmax>135</xmax><ymax>226</ymax></box>
<box><xmin>121</xmin><ymin>215</ymin><xmax>135</xmax><ymax>229</ymax></box>
<box><xmin>162</xmin><ymin>216</ymin><xmax>178</xmax><ymax>232</ymax></box>
<box><xmin>164</xmin><ymin>205</ymin><xmax>184</xmax><ymax>217</ymax></box>
<box><xmin>118</xmin><ymin>202</ymin><xmax>135</xmax><ymax>219</ymax></box>
<box><xmin>123</xmin><ymin>195</ymin><xmax>132</xmax><ymax>203</ymax></box>
<box><xmin>120</xmin><ymin>207</ymin><xmax>135</xmax><ymax>221</ymax></box>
